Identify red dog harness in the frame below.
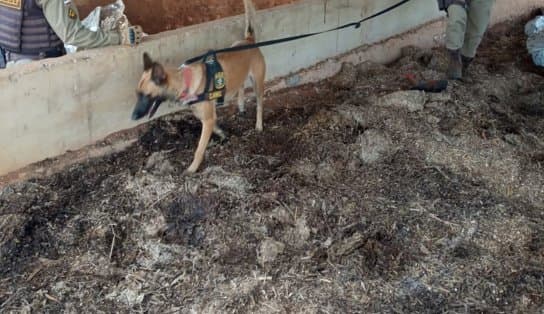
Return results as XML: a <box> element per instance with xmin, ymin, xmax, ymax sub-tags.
<box><xmin>178</xmin><ymin>51</ymin><xmax>226</xmax><ymax>106</ymax></box>
<box><xmin>179</xmin><ymin>66</ymin><xmax>194</xmax><ymax>101</ymax></box>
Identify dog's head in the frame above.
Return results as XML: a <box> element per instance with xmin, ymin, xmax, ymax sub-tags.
<box><xmin>131</xmin><ymin>53</ymin><xmax>169</xmax><ymax>120</ymax></box>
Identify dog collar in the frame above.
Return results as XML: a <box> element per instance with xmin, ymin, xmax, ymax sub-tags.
<box><xmin>179</xmin><ymin>66</ymin><xmax>193</xmax><ymax>100</ymax></box>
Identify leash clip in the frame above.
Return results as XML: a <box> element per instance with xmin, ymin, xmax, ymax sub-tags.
<box><xmin>204</xmin><ymin>50</ymin><xmax>218</xmax><ymax>64</ymax></box>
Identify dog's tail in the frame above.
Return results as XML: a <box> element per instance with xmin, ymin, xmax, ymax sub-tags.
<box><xmin>243</xmin><ymin>0</ymin><xmax>257</xmax><ymax>42</ymax></box>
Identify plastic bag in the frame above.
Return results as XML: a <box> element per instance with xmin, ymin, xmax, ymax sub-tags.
<box><xmin>525</xmin><ymin>16</ymin><xmax>544</xmax><ymax>36</ymax></box>
<box><xmin>527</xmin><ymin>32</ymin><xmax>544</xmax><ymax>67</ymax></box>
<box><xmin>525</xmin><ymin>16</ymin><xmax>544</xmax><ymax>67</ymax></box>
<box><xmin>65</xmin><ymin>0</ymin><xmax>129</xmax><ymax>54</ymax></box>
<box><xmin>99</xmin><ymin>0</ymin><xmax>128</xmax><ymax>32</ymax></box>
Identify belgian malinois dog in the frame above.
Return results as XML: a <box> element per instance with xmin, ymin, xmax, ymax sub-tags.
<box><xmin>131</xmin><ymin>0</ymin><xmax>266</xmax><ymax>174</ymax></box>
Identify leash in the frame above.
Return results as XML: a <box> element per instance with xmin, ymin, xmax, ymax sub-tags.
<box><xmin>184</xmin><ymin>0</ymin><xmax>412</xmax><ymax>64</ymax></box>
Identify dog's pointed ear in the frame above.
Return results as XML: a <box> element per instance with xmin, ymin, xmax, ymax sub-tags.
<box><xmin>143</xmin><ymin>53</ymin><xmax>153</xmax><ymax>71</ymax></box>
<box><xmin>151</xmin><ymin>63</ymin><xmax>167</xmax><ymax>85</ymax></box>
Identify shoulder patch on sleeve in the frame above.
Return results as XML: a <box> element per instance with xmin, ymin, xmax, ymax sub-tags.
<box><xmin>68</xmin><ymin>7</ymin><xmax>77</xmax><ymax>19</ymax></box>
<box><xmin>0</xmin><ymin>0</ymin><xmax>22</xmax><ymax>10</ymax></box>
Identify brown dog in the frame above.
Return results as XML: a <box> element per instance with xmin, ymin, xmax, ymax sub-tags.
<box><xmin>131</xmin><ymin>0</ymin><xmax>266</xmax><ymax>173</ymax></box>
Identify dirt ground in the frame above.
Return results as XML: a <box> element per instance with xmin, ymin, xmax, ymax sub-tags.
<box><xmin>1</xmin><ymin>18</ymin><xmax>544</xmax><ymax>313</ymax></box>
<box><xmin>75</xmin><ymin>0</ymin><xmax>299</xmax><ymax>34</ymax></box>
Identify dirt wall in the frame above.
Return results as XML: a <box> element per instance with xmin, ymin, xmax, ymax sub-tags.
<box><xmin>74</xmin><ymin>0</ymin><xmax>298</xmax><ymax>34</ymax></box>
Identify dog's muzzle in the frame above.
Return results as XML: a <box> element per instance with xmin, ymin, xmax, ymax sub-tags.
<box><xmin>131</xmin><ymin>93</ymin><xmax>166</xmax><ymax>120</ymax></box>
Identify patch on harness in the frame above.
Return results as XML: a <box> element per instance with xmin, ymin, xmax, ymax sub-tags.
<box><xmin>0</xmin><ymin>0</ymin><xmax>22</xmax><ymax>10</ymax></box>
<box><xmin>208</xmin><ymin>91</ymin><xmax>224</xmax><ymax>100</ymax></box>
<box><xmin>214</xmin><ymin>72</ymin><xmax>225</xmax><ymax>90</ymax></box>
<box><xmin>203</xmin><ymin>51</ymin><xmax>225</xmax><ymax>104</ymax></box>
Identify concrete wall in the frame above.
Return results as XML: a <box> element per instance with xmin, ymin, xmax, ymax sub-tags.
<box><xmin>0</xmin><ymin>0</ymin><xmax>541</xmax><ymax>176</ymax></box>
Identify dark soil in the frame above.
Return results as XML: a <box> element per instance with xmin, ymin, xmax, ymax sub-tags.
<box><xmin>1</xmin><ymin>18</ymin><xmax>544</xmax><ymax>313</ymax></box>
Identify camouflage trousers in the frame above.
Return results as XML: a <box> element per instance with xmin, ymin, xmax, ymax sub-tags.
<box><xmin>445</xmin><ymin>0</ymin><xmax>495</xmax><ymax>58</ymax></box>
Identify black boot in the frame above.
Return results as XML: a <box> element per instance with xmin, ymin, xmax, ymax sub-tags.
<box><xmin>447</xmin><ymin>49</ymin><xmax>463</xmax><ymax>80</ymax></box>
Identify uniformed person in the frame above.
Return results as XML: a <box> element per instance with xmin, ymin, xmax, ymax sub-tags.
<box><xmin>0</xmin><ymin>0</ymin><xmax>143</xmax><ymax>69</ymax></box>
<box><xmin>439</xmin><ymin>0</ymin><xmax>495</xmax><ymax>80</ymax></box>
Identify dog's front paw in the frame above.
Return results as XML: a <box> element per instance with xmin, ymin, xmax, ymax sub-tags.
<box><xmin>238</xmin><ymin>110</ymin><xmax>248</xmax><ymax>118</ymax></box>
<box><xmin>209</xmin><ymin>136</ymin><xmax>228</xmax><ymax>148</ymax></box>
<box><xmin>183</xmin><ymin>169</ymin><xmax>196</xmax><ymax>177</ymax></box>
<box><xmin>184</xmin><ymin>165</ymin><xmax>199</xmax><ymax>175</ymax></box>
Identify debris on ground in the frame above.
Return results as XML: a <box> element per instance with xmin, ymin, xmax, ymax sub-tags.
<box><xmin>0</xmin><ymin>18</ymin><xmax>543</xmax><ymax>313</ymax></box>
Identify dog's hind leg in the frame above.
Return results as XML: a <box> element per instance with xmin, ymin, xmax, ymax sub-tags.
<box><xmin>187</xmin><ymin>102</ymin><xmax>216</xmax><ymax>173</ymax></box>
<box><xmin>237</xmin><ymin>87</ymin><xmax>246</xmax><ymax>114</ymax></box>
<box><xmin>252</xmin><ymin>65</ymin><xmax>266</xmax><ymax>132</ymax></box>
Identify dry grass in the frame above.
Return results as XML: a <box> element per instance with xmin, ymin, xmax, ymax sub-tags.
<box><xmin>1</xmin><ymin>18</ymin><xmax>544</xmax><ymax>313</ymax></box>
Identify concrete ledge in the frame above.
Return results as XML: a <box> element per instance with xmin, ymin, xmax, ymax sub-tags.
<box><xmin>0</xmin><ymin>0</ymin><xmax>541</xmax><ymax>176</ymax></box>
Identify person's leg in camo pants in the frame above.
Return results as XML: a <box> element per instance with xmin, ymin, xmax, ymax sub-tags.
<box><xmin>445</xmin><ymin>0</ymin><xmax>495</xmax><ymax>79</ymax></box>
